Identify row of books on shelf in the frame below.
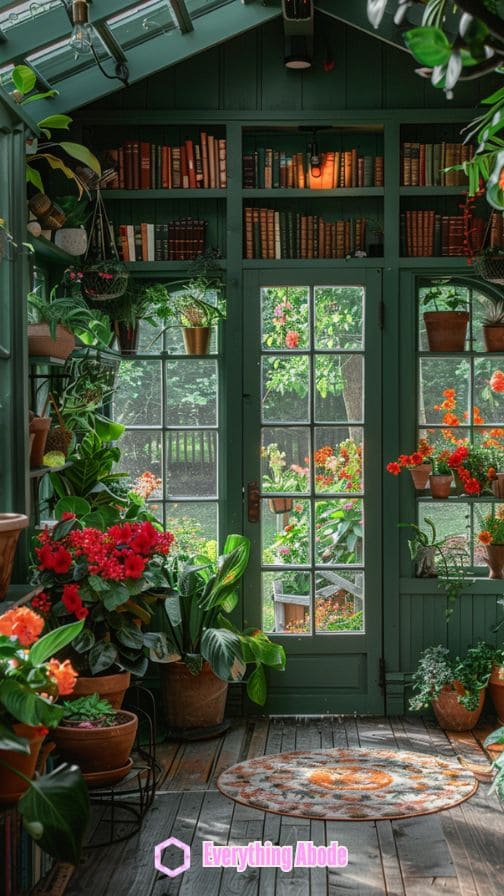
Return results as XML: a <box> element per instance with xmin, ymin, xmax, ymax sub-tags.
<box><xmin>1</xmin><ymin>807</ymin><xmax>51</xmax><ymax>896</ymax></box>
<box><xmin>401</xmin><ymin>141</ymin><xmax>473</xmax><ymax>187</ymax></box>
<box><xmin>242</xmin><ymin>150</ymin><xmax>384</xmax><ymax>189</ymax></box>
<box><xmin>105</xmin><ymin>133</ymin><xmax>227</xmax><ymax>190</ymax></box>
<box><xmin>116</xmin><ymin>219</ymin><xmax>207</xmax><ymax>262</ymax></box>
<box><xmin>400</xmin><ymin>210</ymin><xmax>482</xmax><ymax>257</ymax></box>
<box><xmin>244</xmin><ymin>207</ymin><xmax>368</xmax><ymax>259</ymax></box>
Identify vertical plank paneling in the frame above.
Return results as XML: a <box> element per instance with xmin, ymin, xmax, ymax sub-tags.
<box><xmin>259</xmin><ymin>21</ymin><xmax>303</xmax><ymax>112</ymax></box>
<box><xmin>344</xmin><ymin>29</ymin><xmax>383</xmax><ymax>110</ymax></box>
<box><xmin>222</xmin><ymin>31</ymin><xmax>259</xmax><ymax>110</ymax></box>
<box><xmin>175</xmin><ymin>49</ymin><xmax>221</xmax><ymax>109</ymax></box>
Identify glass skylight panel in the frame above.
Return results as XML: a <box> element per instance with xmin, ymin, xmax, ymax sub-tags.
<box><xmin>0</xmin><ymin>1</ymin><xmax>61</xmax><ymax>32</ymax></box>
<box><xmin>108</xmin><ymin>0</ymin><xmax>173</xmax><ymax>47</ymax></box>
<box><xmin>27</xmin><ymin>36</ymin><xmax>108</xmax><ymax>82</ymax></box>
<box><xmin>186</xmin><ymin>0</ymin><xmax>237</xmax><ymax>16</ymax></box>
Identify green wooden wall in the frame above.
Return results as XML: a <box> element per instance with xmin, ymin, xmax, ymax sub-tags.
<box><xmin>78</xmin><ymin>15</ymin><xmax>503</xmax><ymax>713</ymax></box>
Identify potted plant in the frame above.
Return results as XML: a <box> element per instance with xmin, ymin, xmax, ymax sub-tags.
<box><xmin>261</xmin><ymin>443</ymin><xmax>307</xmax><ymax>513</ymax></box>
<box><xmin>409</xmin><ymin>642</ymin><xmax>494</xmax><ymax>731</ymax></box>
<box><xmin>27</xmin><ymin>285</ymin><xmax>105</xmax><ymax>361</ymax></box>
<box><xmin>429</xmin><ymin>447</ymin><xmax>453</xmax><ymax>499</ymax></box>
<box><xmin>399</xmin><ymin>517</ymin><xmax>444</xmax><ymax>577</ymax></box>
<box><xmin>421</xmin><ymin>285</ymin><xmax>470</xmax><ymax>352</ymax></box>
<box><xmin>30</xmin><ymin>516</ymin><xmax>175</xmax><ymax>707</ymax></box>
<box><xmin>53</xmin><ymin>195</ymin><xmax>90</xmax><ymax>256</ymax></box>
<box><xmin>476</xmin><ymin>507</ymin><xmax>504</xmax><ymax>579</ymax></box>
<box><xmin>51</xmin><ymin>694</ymin><xmax>138</xmax><ymax>785</ymax></box>
<box><xmin>386</xmin><ymin>438</ymin><xmax>433</xmax><ymax>489</ymax></box>
<box><xmin>104</xmin><ymin>280</ymin><xmax>159</xmax><ymax>356</ymax></box>
<box><xmin>152</xmin><ymin>255</ymin><xmax>225</xmax><ymax>356</ymax></box>
<box><xmin>146</xmin><ymin>534</ymin><xmax>286</xmax><ymax>730</ymax></box>
<box><xmin>479</xmin><ymin>292</ymin><xmax>504</xmax><ymax>351</ymax></box>
<box><xmin>0</xmin><ymin>513</ymin><xmax>29</xmax><ymax>599</ymax></box>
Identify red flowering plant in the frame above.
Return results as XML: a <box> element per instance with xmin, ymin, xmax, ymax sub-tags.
<box><xmin>31</xmin><ymin>517</ymin><xmax>174</xmax><ymax>677</ymax></box>
<box><xmin>386</xmin><ymin>438</ymin><xmax>433</xmax><ymax>476</ymax></box>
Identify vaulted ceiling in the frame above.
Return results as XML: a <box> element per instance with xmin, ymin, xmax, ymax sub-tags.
<box><xmin>0</xmin><ymin>1</ymin><xmax>407</xmax><ymax>114</ymax></box>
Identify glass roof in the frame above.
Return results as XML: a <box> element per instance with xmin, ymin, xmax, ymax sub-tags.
<box><xmin>0</xmin><ymin>0</ymin><xmax>274</xmax><ymax>111</ymax></box>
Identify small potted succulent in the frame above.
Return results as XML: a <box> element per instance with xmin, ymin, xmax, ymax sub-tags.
<box><xmin>409</xmin><ymin>642</ymin><xmax>494</xmax><ymax>731</ymax></box>
<box><xmin>51</xmin><ymin>693</ymin><xmax>138</xmax><ymax>785</ymax></box>
<box><xmin>421</xmin><ymin>285</ymin><xmax>470</xmax><ymax>352</ymax></box>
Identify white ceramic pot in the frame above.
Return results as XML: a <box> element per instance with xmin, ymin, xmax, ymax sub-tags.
<box><xmin>54</xmin><ymin>227</ymin><xmax>88</xmax><ymax>256</ymax></box>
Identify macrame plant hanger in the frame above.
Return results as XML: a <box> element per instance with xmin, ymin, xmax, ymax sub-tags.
<box><xmin>81</xmin><ymin>186</ymin><xmax>129</xmax><ymax>301</ymax></box>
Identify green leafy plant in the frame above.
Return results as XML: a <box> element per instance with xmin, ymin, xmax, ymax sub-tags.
<box><xmin>54</xmin><ymin>195</ymin><xmax>90</xmax><ymax>228</ymax></box>
<box><xmin>146</xmin><ymin>534</ymin><xmax>286</xmax><ymax>705</ymax></box>
<box><xmin>409</xmin><ymin>642</ymin><xmax>495</xmax><ymax>713</ymax></box>
<box><xmin>261</xmin><ymin>443</ymin><xmax>307</xmax><ymax>492</ymax></box>
<box><xmin>421</xmin><ymin>285</ymin><xmax>469</xmax><ymax>313</ymax></box>
<box><xmin>151</xmin><ymin>254</ymin><xmax>226</xmax><ymax>329</ymax></box>
<box><xmin>27</xmin><ymin>285</ymin><xmax>105</xmax><ymax>341</ymax></box>
<box><xmin>60</xmin><ymin>694</ymin><xmax>117</xmax><ymax>727</ymax></box>
<box><xmin>1</xmin><ymin>63</ymin><xmax>58</xmax><ymax>106</ymax></box>
<box><xmin>103</xmin><ymin>279</ymin><xmax>159</xmax><ymax>329</ymax></box>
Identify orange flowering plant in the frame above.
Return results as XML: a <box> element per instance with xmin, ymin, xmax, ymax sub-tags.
<box><xmin>386</xmin><ymin>438</ymin><xmax>433</xmax><ymax>476</ymax></box>
<box><xmin>0</xmin><ymin>608</ymin><xmax>83</xmax><ymax>751</ymax></box>
<box><xmin>477</xmin><ymin>506</ymin><xmax>504</xmax><ymax>547</ymax></box>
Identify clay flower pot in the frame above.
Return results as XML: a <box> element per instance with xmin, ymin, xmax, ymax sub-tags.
<box><xmin>423</xmin><ymin>311</ymin><xmax>469</xmax><ymax>352</ymax></box>
<box><xmin>491</xmin><ymin>473</ymin><xmax>504</xmax><ymax>498</ymax></box>
<box><xmin>182</xmin><ymin>326</ymin><xmax>211</xmax><ymax>356</ymax></box>
<box><xmin>28</xmin><ymin>324</ymin><xmax>75</xmax><ymax>361</ymax></box>
<box><xmin>432</xmin><ymin>681</ymin><xmax>485</xmax><ymax>731</ymax></box>
<box><xmin>52</xmin><ymin>710</ymin><xmax>138</xmax><ymax>773</ymax></box>
<box><xmin>268</xmin><ymin>497</ymin><xmax>294</xmax><ymax>514</ymax></box>
<box><xmin>71</xmin><ymin>670</ymin><xmax>131</xmax><ymax>709</ymax></box>
<box><xmin>429</xmin><ymin>473</ymin><xmax>453</xmax><ymax>499</ymax></box>
<box><xmin>483</xmin><ymin>325</ymin><xmax>504</xmax><ymax>352</ymax></box>
<box><xmin>29</xmin><ymin>416</ymin><xmax>51</xmax><ymax>468</ymax></box>
<box><xmin>0</xmin><ymin>513</ymin><xmax>29</xmax><ymax>599</ymax></box>
<box><xmin>160</xmin><ymin>661</ymin><xmax>228</xmax><ymax>729</ymax></box>
<box><xmin>0</xmin><ymin>724</ymin><xmax>46</xmax><ymax>806</ymax></box>
<box><xmin>409</xmin><ymin>464</ymin><xmax>432</xmax><ymax>490</ymax></box>
<box><xmin>485</xmin><ymin>544</ymin><xmax>504</xmax><ymax>579</ymax></box>
<box><xmin>489</xmin><ymin>664</ymin><xmax>504</xmax><ymax>724</ymax></box>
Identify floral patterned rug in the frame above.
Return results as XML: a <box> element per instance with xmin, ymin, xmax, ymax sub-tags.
<box><xmin>217</xmin><ymin>747</ymin><xmax>478</xmax><ymax>820</ymax></box>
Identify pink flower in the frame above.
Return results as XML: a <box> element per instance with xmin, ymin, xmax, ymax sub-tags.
<box><xmin>285</xmin><ymin>330</ymin><xmax>300</xmax><ymax>349</ymax></box>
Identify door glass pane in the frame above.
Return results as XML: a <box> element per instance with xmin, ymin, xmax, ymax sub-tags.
<box><xmin>261</xmin><ymin>286</ymin><xmax>310</xmax><ymax>350</ymax></box>
<box><xmin>165</xmin><ymin>359</ymin><xmax>217</xmax><ymax>426</ymax></box>
<box><xmin>260</xmin><ymin>283</ymin><xmax>366</xmax><ymax>635</ymax></box>
<box><xmin>165</xmin><ymin>430</ymin><xmax>217</xmax><ymax>497</ymax></box>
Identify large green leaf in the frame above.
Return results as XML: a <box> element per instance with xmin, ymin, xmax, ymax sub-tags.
<box><xmin>37</xmin><ymin>114</ymin><xmax>72</xmax><ymax>131</ymax></box>
<box><xmin>18</xmin><ymin>764</ymin><xmax>89</xmax><ymax>864</ymax></box>
<box><xmin>0</xmin><ymin>680</ymin><xmax>63</xmax><ymax>728</ymax></box>
<box><xmin>29</xmin><ymin>620</ymin><xmax>84</xmax><ymax>666</ymax></box>
<box><xmin>21</xmin><ymin>90</ymin><xmax>58</xmax><ymax>105</ymax></box>
<box><xmin>88</xmin><ymin>641</ymin><xmax>118</xmax><ymax>674</ymax></box>
<box><xmin>26</xmin><ymin>165</ymin><xmax>44</xmax><ymax>192</ymax></box>
<box><xmin>0</xmin><ymin>723</ymin><xmax>30</xmax><ymax>754</ymax></box>
<box><xmin>246</xmin><ymin>664</ymin><xmax>267</xmax><ymax>706</ymax></box>
<box><xmin>200</xmin><ymin>628</ymin><xmax>246</xmax><ymax>682</ymax></box>
<box><xmin>116</xmin><ymin>625</ymin><xmax>144</xmax><ymax>650</ymax></box>
<box><xmin>58</xmin><ymin>142</ymin><xmax>101</xmax><ymax>175</ymax></box>
<box><xmin>55</xmin><ymin>496</ymin><xmax>91</xmax><ymax>519</ymax></box>
<box><xmin>94</xmin><ymin>415</ymin><xmax>125</xmax><ymax>442</ymax></box>
<box><xmin>12</xmin><ymin>65</ymin><xmax>36</xmax><ymax>94</ymax></box>
<box><xmin>103</xmin><ymin>583</ymin><xmax>131</xmax><ymax>611</ymax></box>
<box><xmin>72</xmin><ymin>628</ymin><xmax>95</xmax><ymax>654</ymax></box>
<box><xmin>403</xmin><ymin>27</ymin><xmax>452</xmax><ymax>67</ymax></box>
<box><xmin>200</xmin><ymin>536</ymin><xmax>250</xmax><ymax>609</ymax></box>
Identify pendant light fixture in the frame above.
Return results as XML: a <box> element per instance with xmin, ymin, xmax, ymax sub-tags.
<box><xmin>282</xmin><ymin>0</ymin><xmax>313</xmax><ymax>70</ymax></box>
<box><xmin>69</xmin><ymin>0</ymin><xmax>94</xmax><ymax>56</ymax></box>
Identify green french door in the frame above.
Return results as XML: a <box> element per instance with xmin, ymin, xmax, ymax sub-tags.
<box><xmin>242</xmin><ymin>269</ymin><xmax>383</xmax><ymax>714</ymax></box>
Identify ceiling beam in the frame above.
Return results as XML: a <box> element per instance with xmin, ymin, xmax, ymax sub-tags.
<box><xmin>93</xmin><ymin>22</ymin><xmax>128</xmax><ymax>64</ymax></box>
<box><xmin>166</xmin><ymin>0</ymin><xmax>193</xmax><ymax>35</ymax></box>
<box><xmin>315</xmin><ymin>0</ymin><xmax>408</xmax><ymax>53</ymax></box>
<box><xmin>0</xmin><ymin>0</ymin><xmax>141</xmax><ymax>66</ymax></box>
<box><xmin>29</xmin><ymin>1</ymin><xmax>283</xmax><ymax>117</ymax></box>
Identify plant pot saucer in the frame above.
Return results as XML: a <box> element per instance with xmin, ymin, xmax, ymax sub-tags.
<box><xmin>164</xmin><ymin>718</ymin><xmax>232</xmax><ymax>742</ymax></box>
<box><xmin>83</xmin><ymin>756</ymin><xmax>133</xmax><ymax>789</ymax></box>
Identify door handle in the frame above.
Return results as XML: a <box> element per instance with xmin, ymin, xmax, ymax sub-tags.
<box><xmin>247</xmin><ymin>481</ymin><xmax>260</xmax><ymax>523</ymax></box>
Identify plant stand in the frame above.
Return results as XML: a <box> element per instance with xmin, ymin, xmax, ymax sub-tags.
<box><xmin>84</xmin><ymin>685</ymin><xmax>161</xmax><ymax>847</ymax></box>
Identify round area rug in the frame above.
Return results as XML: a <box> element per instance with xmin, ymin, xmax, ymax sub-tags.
<box><xmin>216</xmin><ymin>747</ymin><xmax>478</xmax><ymax>821</ymax></box>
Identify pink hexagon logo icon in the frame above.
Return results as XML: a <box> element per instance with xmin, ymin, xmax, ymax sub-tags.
<box><xmin>154</xmin><ymin>837</ymin><xmax>191</xmax><ymax>878</ymax></box>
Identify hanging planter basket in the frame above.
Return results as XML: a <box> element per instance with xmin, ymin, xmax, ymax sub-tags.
<box><xmin>472</xmin><ymin>255</ymin><xmax>504</xmax><ymax>286</ymax></box>
<box><xmin>81</xmin><ymin>260</ymin><xmax>129</xmax><ymax>302</ymax></box>
<box><xmin>81</xmin><ymin>187</ymin><xmax>129</xmax><ymax>302</ymax></box>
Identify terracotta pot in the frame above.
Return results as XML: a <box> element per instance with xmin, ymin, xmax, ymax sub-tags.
<box><xmin>489</xmin><ymin>664</ymin><xmax>504</xmax><ymax>724</ymax></box>
<box><xmin>432</xmin><ymin>681</ymin><xmax>485</xmax><ymax>731</ymax></box>
<box><xmin>409</xmin><ymin>464</ymin><xmax>432</xmax><ymax>490</ymax></box>
<box><xmin>28</xmin><ymin>324</ymin><xmax>75</xmax><ymax>361</ymax></box>
<box><xmin>114</xmin><ymin>321</ymin><xmax>139</xmax><ymax>356</ymax></box>
<box><xmin>485</xmin><ymin>544</ymin><xmax>504</xmax><ymax>579</ymax></box>
<box><xmin>182</xmin><ymin>326</ymin><xmax>211</xmax><ymax>356</ymax></box>
<box><xmin>0</xmin><ymin>724</ymin><xmax>45</xmax><ymax>806</ymax></box>
<box><xmin>52</xmin><ymin>711</ymin><xmax>137</xmax><ymax>773</ymax></box>
<box><xmin>268</xmin><ymin>497</ymin><xmax>294</xmax><ymax>514</ymax></box>
<box><xmin>429</xmin><ymin>473</ymin><xmax>453</xmax><ymax>499</ymax></box>
<box><xmin>492</xmin><ymin>473</ymin><xmax>504</xmax><ymax>498</ymax></box>
<box><xmin>0</xmin><ymin>513</ymin><xmax>29</xmax><ymax>600</ymax></box>
<box><xmin>423</xmin><ymin>311</ymin><xmax>469</xmax><ymax>352</ymax></box>
<box><xmin>71</xmin><ymin>671</ymin><xmax>131</xmax><ymax>709</ymax></box>
<box><xmin>483</xmin><ymin>325</ymin><xmax>504</xmax><ymax>352</ymax></box>
<box><xmin>29</xmin><ymin>416</ymin><xmax>51</xmax><ymax>467</ymax></box>
<box><xmin>159</xmin><ymin>661</ymin><xmax>228</xmax><ymax>729</ymax></box>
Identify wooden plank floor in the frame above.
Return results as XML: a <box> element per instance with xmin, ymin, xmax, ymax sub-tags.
<box><xmin>64</xmin><ymin>717</ymin><xmax>504</xmax><ymax>896</ymax></box>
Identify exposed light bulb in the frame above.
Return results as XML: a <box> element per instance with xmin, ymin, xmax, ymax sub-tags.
<box><xmin>310</xmin><ymin>141</ymin><xmax>321</xmax><ymax>179</ymax></box>
<box><xmin>69</xmin><ymin>0</ymin><xmax>93</xmax><ymax>56</ymax></box>
<box><xmin>69</xmin><ymin>21</ymin><xmax>93</xmax><ymax>55</ymax></box>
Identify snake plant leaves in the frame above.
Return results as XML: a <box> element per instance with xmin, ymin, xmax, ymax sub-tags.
<box><xmin>18</xmin><ymin>764</ymin><xmax>89</xmax><ymax>864</ymax></box>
